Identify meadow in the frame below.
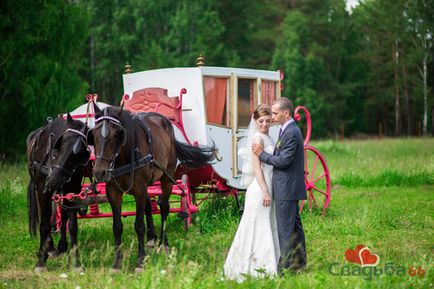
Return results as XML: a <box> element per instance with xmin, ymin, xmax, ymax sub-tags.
<box><xmin>0</xmin><ymin>138</ymin><xmax>433</xmax><ymax>288</ymax></box>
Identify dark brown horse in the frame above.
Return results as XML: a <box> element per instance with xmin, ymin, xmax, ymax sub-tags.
<box><xmin>90</xmin><ymin>104</ymin><xmax>215</xmax><ymax>272</ymax></box>
<box><xmin>27</xmin><ymin>113</ymin><xmax>90</xmax><ymax>272</ymax></box>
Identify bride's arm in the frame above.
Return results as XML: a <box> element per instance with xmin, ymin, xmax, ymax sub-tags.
<box><xmin>252</xmin><ymin>136</ymin><xmax>272</xmax><ymax>207</ymax></box>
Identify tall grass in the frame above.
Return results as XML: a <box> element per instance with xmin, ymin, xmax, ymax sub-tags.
<box><xmin>313</xmin><ymin>138</ymin><xmax>434</xmax><ymax>187</ymax></box>
<box><xmin>0</xmin><ymin>138</ymin><xmax>433</xmax><ymax>288</ymax></box>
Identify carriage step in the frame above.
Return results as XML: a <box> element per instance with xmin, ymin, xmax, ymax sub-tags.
<box><xmin>177</xmin><ymin>211</ymin><xmax>189</xmax><ymax>219</ymax></box>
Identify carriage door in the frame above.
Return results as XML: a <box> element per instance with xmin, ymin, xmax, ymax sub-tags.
<box><xmin>234</xmin><ymin>77</ymin><xmax>258</xmax><ymax>178</ymax></box>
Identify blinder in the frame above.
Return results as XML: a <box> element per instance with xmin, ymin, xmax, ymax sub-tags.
<box><xmin>94</xmin><ymin>114</ymin><xmax>127</xmax><ymax>146</ymax></box>
<box><xmin>51</xmin><ymin>127</ymin><xmax>90</xmax><ymax>166</ymax></box>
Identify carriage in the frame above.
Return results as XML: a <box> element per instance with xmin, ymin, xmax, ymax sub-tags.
<box><xmin>54</xmin><ymin>63</ymin><xmax>331</xmax><ymax>231</ymax></box>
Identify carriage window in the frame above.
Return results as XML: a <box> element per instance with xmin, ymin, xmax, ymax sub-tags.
<box><xmin>204</xmin><ymin>77</ymin><xmax>229</xmax><ymax>126</ymax></box>
<box><xmin>237</xmin><ymin>78</ymin><xmax>257</xmax><ymax>128</ymax></box>
<box><xmin>261</xmin><ymin>80</ymin><xmax>277</xmax><ymax>106</ymax></box>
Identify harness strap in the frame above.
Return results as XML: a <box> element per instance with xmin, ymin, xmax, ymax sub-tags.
<box><xmin>100</xmin><ymin>111</ymin><xmax>184</xmax><ymax>195</ymax></box>
<box><xmin>133</xmin><ymin>113</ymin><xmax>185</xmax><ymax>194</ymax></box>
<box><xmin>113</xmin><ymin>154</ymin><xmax>153</xmax><ymax>177</ymax></box>
<box><xmin>134</xmin><ymin>113</ymin><xmax>153</xmax><ymax>156</ymax></box>
<box><xmin>152</xmin><ymin>159</ymin><xmax>186</xmax><ymax>196</ymax></box>
<box><xmin>134</xmin><ymin>113</ymin><xmax>154</xmax><ymax>184</ymax></box>
<box><xmin>31</xmin><ymin>160</ymin><xmax>50</xmax><ymax>175</ymax></box>
<box><xmin>65</xmin><ymin>128</ymin><xmax>87</xmax><ymax>139</ymax></box>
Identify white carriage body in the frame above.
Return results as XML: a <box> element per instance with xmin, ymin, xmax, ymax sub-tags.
<box><xmin>122</xmin><ymin>66</ymin><xmax>281</xmax><ymax>189</ymax></box>
<box><xmin>70</xmin><ymin>101</ymin><xmax>111</xmax><ymax>129</ymax></box>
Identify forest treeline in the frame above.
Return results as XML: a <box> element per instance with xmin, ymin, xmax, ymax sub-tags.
<box><xmin>1</xmin><ymin>0</ymin><xmax>433</xmax><ymax>160</ymax></box>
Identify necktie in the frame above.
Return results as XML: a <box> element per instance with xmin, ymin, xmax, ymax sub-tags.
<box><xmin>279</xmin><ymin>128</ymin><xmax>283</xmax><ymax>138</ymax></box>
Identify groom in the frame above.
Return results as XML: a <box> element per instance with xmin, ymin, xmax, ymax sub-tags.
<box><xmin>252</xmin><ymin>97</ymin><xmax>307</xmax><ymax>272</ymax></box>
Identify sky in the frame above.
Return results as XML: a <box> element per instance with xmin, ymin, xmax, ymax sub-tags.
<box><xmin>345</xmin><ymin>0</ymin><xmax>360</xmax><ymax>12</ymax></box>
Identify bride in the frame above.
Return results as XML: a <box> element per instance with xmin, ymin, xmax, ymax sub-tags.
<box><xmin>224</xmin><ymin>104</ymin><xmax>280</xmax><ymax>282</ymax></box>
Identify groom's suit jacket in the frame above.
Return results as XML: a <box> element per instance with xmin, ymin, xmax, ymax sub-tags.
<box><xmin>259</xmin><ymin>121</ymin><xmax>307</xmax><ymax>201</ymax></box>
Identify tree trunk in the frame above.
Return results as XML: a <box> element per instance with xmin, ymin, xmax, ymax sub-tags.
<box><xmin>402</xmin><ymin>63</ymin><xmax>411</xmax><ymax>135</ymax></box>
<box><xmin>423</xmin><ymin>54</ymin><xmax>428</xmax><ymax>136</ymax></box>
<box><xmin>431</xmin><ymin>106</ymin><xmax>434</xmax><ymax>137</ymax></box>
<box><xmin>90</xmin><ymin>35</ymin><xmax>95</xmax><ymax>90</ymax></box>
<box><xmin>393</xmin><ymin>41</ymin><xmax>401</xmax><ymax>136</ymax></box>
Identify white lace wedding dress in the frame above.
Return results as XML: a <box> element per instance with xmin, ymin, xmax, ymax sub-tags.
<box><xmin>224</xmin><ymin>132</ymin><xmax>280</xmax><ymax>282</ymax></box>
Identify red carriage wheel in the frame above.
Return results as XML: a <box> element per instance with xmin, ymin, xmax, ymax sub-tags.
<box><xmin>300</xmin><ymin>145</ymin><xmax>331</xmax><ymax>216</ymax></box>
<box><xmin>181</xmin><ymin>174</ymin><xmax>192</xmax><ymax>230</ymax></box>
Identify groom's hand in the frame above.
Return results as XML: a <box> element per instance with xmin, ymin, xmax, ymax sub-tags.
<box><xmin>252</xmin><ymin>143</ymin><xmax>263</xmax><ymax>156</ymax></box>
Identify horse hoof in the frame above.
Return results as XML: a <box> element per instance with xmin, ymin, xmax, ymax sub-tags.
<box><xmin>158</xmin><ymin>245</ymin><xmax>170</xmax><ymax>255</ymax></box>
<box><xmin>146</xmin><ymin>240</ymin><xmax>156</xmax><ymax>248</ymax></box>
<box><xmin>73</xmin><ymin>266</ymin><xmax>84</xmax><ymax>273</ymax></box>
<box><xmin>110</xmin><ymin>268</ymin><xmax>121</xmax><ymax>274</ymax></box>
<box><xmin>134</xmin><ymin>267</ymin><xmax>143</xmax><ymax>273</ymax></box>
<box><xmin>34</xmin><ymin>266</ymin><xmax>48</xmax><ymax>273</ymax></box>
<box><xmin>47</xmin><ymin>250</ymin><xmax>58</xmax><ymax>258</ymax></box>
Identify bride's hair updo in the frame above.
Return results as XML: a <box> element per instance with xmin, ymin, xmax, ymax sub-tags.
<box><xmin>253</xmin><ymin>104</ymin><xmax>271</xmax><ymax>120</ymax></box>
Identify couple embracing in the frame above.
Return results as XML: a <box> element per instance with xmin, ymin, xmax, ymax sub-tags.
<box><xmin>224</xmin><ymin>98</ymin><xmax>307</xmax><ymax>282</ymax></box>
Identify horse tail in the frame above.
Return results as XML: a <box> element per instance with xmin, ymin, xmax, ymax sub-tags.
<box><xmin>175</xmin><ymin>140</ymin><xmax>216</xmax><ymax>169</ymax></box>
<box><xmin>153</xmin><ymin>112</ymin><xmax>215</xmax><ymax>168</ymax></box>
<box><xmin>28</xmin><ymin>181</ymin><xmax>38</xmax><ymax>237</ymax></box>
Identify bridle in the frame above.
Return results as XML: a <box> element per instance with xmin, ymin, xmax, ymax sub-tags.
<box><xmin>92</xmin><ymin>110</ymin><xmax>137</xmax><ymax>192</ymax></box>
<box><xmin>93</xmin><ymin>112</ymin><xmax>127</xmax><ymax>168</ymax></box>
<box><xmin>49</xmin><ymin>126</ymin><xmax>90</xmax><ymax>184</ymax></box>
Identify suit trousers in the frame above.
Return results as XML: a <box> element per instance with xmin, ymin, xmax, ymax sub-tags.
<box><xmin>275</xmin><ymin>200</ymin><xmax>307</xmax><ymax>270</ymax></box>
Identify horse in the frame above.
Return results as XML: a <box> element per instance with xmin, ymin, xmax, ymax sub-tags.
<box><xmin>27</xmin><ymin>113</ymin><xmax>90</xmax><ymax>272</ymax></box>
<box><xmin>89</xmin><ymin>104</ymin><xmax>215</xmax><ymax>272</ymax></box>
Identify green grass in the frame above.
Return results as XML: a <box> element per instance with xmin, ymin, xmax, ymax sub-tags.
<box><xmin>0</xmin><ymin>138</ymin><xmax>433</xmax><ymax>288</ymax></box>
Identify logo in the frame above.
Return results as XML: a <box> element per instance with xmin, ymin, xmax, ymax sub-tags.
<box><xmin>329</xmin><ymin>244</ymin><xmax>426</xmax><ymax>280</ymax></box>
<box><xmin>344</xmin><ymin>244</ymin><xmax>380</xmax><ymax>267</ymax></box>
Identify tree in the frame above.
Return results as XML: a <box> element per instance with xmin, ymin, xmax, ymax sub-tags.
<box><xmin>216</xmin><ymin>0</ymin><xmax>289</xmax><ymax>69</ymax></box>
<box><xmin>0</xmin><ymin>0</ymin><xmax>88</xmax><ymax>160</ymax></box>
<box><xmin>352</xmin><ymin>0</ymin><xmax>434</xmax><ymax>136</ymax></box>
<box><xmin>84</xmin><ymin>0</ymin><xmax>234</xmax><ymax>104</ymax></box>
<box><xmin>407</xmin><ymin>0</ymin><xmax>434</xmax><ymax>135</ymax></box>
<box><xmin>272</xmin><ymin>0</ymin><xmax>357</xmax><ymax>137</ymax></box>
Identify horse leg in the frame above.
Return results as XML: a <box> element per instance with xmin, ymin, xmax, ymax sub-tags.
<box><xmin>159</xmin><ymin>177</ymin><xmax>172</xmax><ymax>253</ymax></box>
<box><xmin>68</xmin><ymin>209</ymin><xmax>81</xmax><ymax>271</ymax></box>
<box><xmin>133</xmin><ymin>187</ymin><xmax>147</xmax><ymax>271</ymax></box>
<box><xmin>35</xmin><ymin>193</ymin><xmax>53</xmax><ymax>272</ymax></box>
<box><xmin>107</xmin><ymin>189</ymin><xmax>123</xmax><ymax>272</ymax></box>
<box><xmin>144</xmin><ymin>195</ymin><xmax>157</xmax><ymax>247</ymax></box>
<box><xmin>50</xmin><ymin>202</ymin><xmax>59</xmax><ymax>232</ymax></box>
<box><xmin>57</xmin><ymin>206</ymin><xmax>69</xmax><ymax>255</ymax></box>
<box><xmin>46</xmin><ymin>198</ymin><xmax>57</xmax><ymax>258</ymax></box>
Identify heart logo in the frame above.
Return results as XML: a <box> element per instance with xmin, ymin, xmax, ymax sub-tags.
<box><xmin>345</xmin><ymin>244</ymin><xmax>366</xmax><ymax>265</ymax></box>
<box><xmin>359</xmin><ymin>247</ymin><xmax>380</xmax><ymax>267</ymax></box>
<box><xmin>345</xmin><ymin>244</ymin><xmax>380</xmax><ymax>267</ymax></box>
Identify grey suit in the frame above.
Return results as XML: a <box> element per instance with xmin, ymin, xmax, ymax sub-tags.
<box><xmin>259</xmin><ymin>121</ymin><xmax>307</xmax><ymax>270</ymax></box>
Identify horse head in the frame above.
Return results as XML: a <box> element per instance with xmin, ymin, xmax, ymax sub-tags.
<box><xmin>45</xmin><ymin>113</ymin><xmax>90</xmax><ymax>191</ymax></box>
<box><xmin>91</xmin><ymin>105</ymin><xmax>128</xmax><ymax>182</ymax></box>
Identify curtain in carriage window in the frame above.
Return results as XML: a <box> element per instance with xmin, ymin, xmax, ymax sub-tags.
<box><xmin>204</xmin><ymin>77</ymin><xmax>228</xmax><ymax>126</ymax></box>
<box><xmin>261</xmin><ymin>80</ymin><xmax>277</xmax><ymax>106</ymax></box>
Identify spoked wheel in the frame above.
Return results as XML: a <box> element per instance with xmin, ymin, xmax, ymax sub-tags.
<box><xmin>180</xmin><ymin>174</ymin><xmax>192</xmax><ymax>230</ymax></box>
<box><xmin>300</xmin><ymin>145</ymin><xmax>331</xmax><ymax>216</ymax></box>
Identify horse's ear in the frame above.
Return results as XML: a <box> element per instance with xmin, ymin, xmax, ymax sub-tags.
<box><xmin>93</xmin><ymin>101</ymin><xmax>101</xmax><ymax>117</ymax></box>
<box><xmin>118</xmin><ymin>102</ymin><xmax>124</xmax><ymax>116</ymax></box>
<box><xmin>66</xmin><ymin>111</ymin><xmax>73</xmax><ymax>124</ymax></box>
<box><xmin>86</xmin><ymin>130</ymin><xmax>94</xmax><ymax>146</ymax></box>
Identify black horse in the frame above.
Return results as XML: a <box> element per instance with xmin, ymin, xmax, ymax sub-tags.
<box><xmin>90</xmin><ymin>104</ymin><xmax>215</xmax><ymax>272</ymax></box>
<box><xmin>27</xmin><ymin>113</ymin><xmax>90</xmax><ymax>272</ymax></box>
